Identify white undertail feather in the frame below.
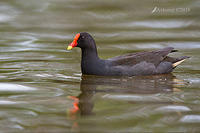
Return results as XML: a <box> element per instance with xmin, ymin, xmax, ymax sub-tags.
<box><xmin>172</xmin><ymin>59</ymin><xmax>186</xmax><ymax>68</ymax></box>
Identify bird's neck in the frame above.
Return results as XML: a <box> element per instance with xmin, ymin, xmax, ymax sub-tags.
<box><xmin>81</xmin><ymin>47</ymin><xmax>103</xmax><ymax>75</ymax></box>
<box><xmin>81</xmin><ymin>42</ymin><xmax>99</xmax><ymax>61</ymax></box>
<box><xmin>81</xmin><ymin>47</ymin><xmax>99</xmax><ymax>62</ymax></box>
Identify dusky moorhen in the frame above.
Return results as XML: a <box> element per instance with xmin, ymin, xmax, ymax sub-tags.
<box><xmin>67</xmin><ymin>32</ymin><xmax>189</xmax><ymax>76</ymax></box>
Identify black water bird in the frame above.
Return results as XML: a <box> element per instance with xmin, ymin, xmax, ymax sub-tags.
<box><xmin>67</xmin><ymin>32</ymin><xmax>189</xmax><ymax>76</ymax></box>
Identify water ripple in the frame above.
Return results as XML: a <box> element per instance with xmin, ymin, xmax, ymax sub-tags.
<box><xmin>0</xmin><ymin>83</ymin><xmax>36</xmax><ymax>92</ymax></box>
<box><xmin>35</xmin><ymin>73</ymin><xmax>81</xmax><ymax>80</ymax></box>
<box><xmin>155</xmin><ymin>105</ymin><xmax>191</xmax><ymax>112</ymax></box>
<box><xmin>103</xmin><ymin>94</ymin><xmax>162</xmax><ymax>102</ymax></box>
<box><xmin>0</xmin><ymin>100</ymin><xmax>17</xmax><ymax>105</ymax></box>
<box><xmin>129</xmin><ymin>20</ymin><xmax>191</xmax><ymax>29</ymax></box>
<box><xmin>180</xmin><ymin>115</ymin><xmax>200</xmax><ymax>123</ymax></box>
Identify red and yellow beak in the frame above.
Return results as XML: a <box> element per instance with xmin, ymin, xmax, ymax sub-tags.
<box><xmin>67</xmin><ymin>33</ymin><xmax>80</xmax><ymax>50</ymax></box>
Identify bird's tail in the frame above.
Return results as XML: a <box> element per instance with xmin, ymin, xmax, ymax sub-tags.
<box><xmin>172</xmin><ymin>56</ymin><xmax>190</xmax><ymax>68</ymax></box>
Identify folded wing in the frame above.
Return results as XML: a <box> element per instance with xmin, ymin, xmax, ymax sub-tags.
<box><xmin>108</xmin><ymin>47</ymin><xmax>189</xmax><ymax>68</ymax></box>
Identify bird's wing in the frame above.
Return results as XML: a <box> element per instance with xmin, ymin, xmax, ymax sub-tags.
<box><xmin>108</xmin><ymin>47</ymin><xmax>175</xmax><ymax>67</ymax></box>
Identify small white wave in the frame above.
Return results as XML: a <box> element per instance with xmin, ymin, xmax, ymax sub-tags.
<box><xmin>102</xmin><ymin>94</ymin><xmax>160</xmax><ymax>102</ymax></box>
<box><xmin>0</xmin><ymin>83</ymin><xmax>36</xmax><ymax>92</ymax></box>
<box><xmin>0</xmin><ymin>100</ymin><xmax>17</xmax><ymax>105</ymax></box>
<box><xmin>0</xmin><ymin>14</ymin><xmax>12</xmax><ymax>22</ymax></box>
<box><xmin>155</xmin><ymin>105</ymin><xmax>191</xmax><ymax>112</ymax></box>
<box><xmin>0</xmin><ymin>4</ymin><xmax>20</xmax><ymax>22</ymax></box>
<box><xmin>35</xmin><ymin>74</ymin><xmax>53</xmax><ymax>78</ymax></box>
<box><xmin>135</xmin><ymin>42</ymin><xmax>200</xmax><ymax>49</ymax></box>
<box><xmin>35</xmin><ymin>73</ymin><xmax>81</xmax><ymax>80</ymax></box>
<box><xmin>180</xmin><ymin>115</ymin><xmax>200</xmax><ymax>123</ymax></box>
<box><xmin>56</xmin><ymin>74</ymin><xmax>81</xmax><ymax>80</ymax></box>
<box><xmin>12</xmin><ymin>125</ymin><xmax>24</xmax><ymax>130</ymax></box>
<box><xmin>187</xmin><ymin>78</ymin><xmax>200</xmax><ymax>83</ymax></box>
<box><xmin>103</xmin><ymin>94</ymin><xmax>142</xmax><ymax>100</ymax></box>
<box><xmin>129</xmin><ymin>20</ymin><xmax>191</xmax><ymax>29</ymax></box>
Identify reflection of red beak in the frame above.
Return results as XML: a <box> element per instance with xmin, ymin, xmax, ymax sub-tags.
<box><xmin>69</xmin><ymin>96</ymin><xmax>79</xmax><ymax>114</ymax></box>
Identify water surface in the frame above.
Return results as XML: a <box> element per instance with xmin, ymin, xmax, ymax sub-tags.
<box><xmin>0</xmin><ymin>0</ymin><xmax>200</xmax><ymax>132</ymax></box>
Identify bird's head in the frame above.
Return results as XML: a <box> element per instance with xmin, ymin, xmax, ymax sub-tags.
<box><xmin>67</xmin><ymin>32</ymin><xmax>96</xmax><ymax>50</ymax></box>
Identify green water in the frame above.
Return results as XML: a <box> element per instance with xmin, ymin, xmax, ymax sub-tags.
<box><xmin>0</xmin><ymin>0</ymin><xmax>200</xmax><ymax>132</ymax></box>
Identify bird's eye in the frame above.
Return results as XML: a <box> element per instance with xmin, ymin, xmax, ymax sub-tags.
<box><xmin>81</xmin><ymin>36</ymin><xmax>85</xmax><ymax>39</ymax></box>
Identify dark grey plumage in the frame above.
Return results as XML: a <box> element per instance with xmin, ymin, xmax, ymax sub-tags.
<box><xmin>72</xmin><ymin>32</ymin><xmax>189</xmax><ymax>76</ymax></box>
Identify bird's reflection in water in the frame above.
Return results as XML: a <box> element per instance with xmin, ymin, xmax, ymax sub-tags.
<box><xmin>67</xmin><ymin>74</ymin><xmax>184</xmax><ymax>131</ymax></box>
<box><xmin>68</xmin><ymin>74</ymin><xmax>181</xmax><ymax>117</ymax></box>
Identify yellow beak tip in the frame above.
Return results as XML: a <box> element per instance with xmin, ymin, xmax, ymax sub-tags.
<box><xmin>67</xmin><ymin>46</ymin><xmax>73</xmax><ymax>50</ymax></box>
